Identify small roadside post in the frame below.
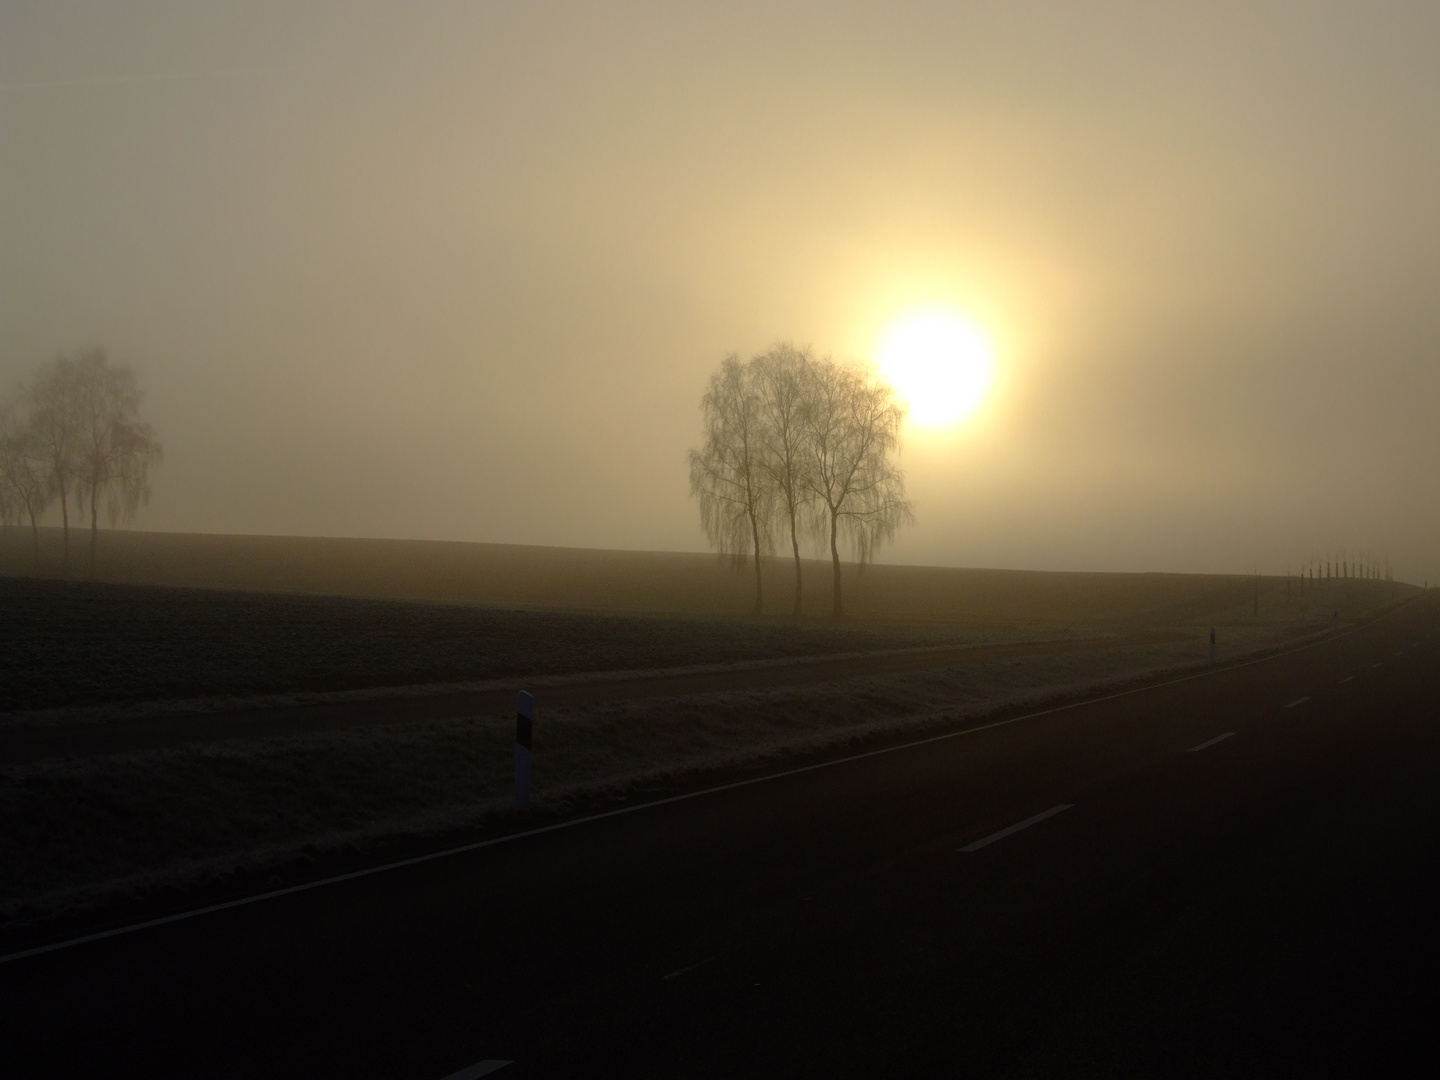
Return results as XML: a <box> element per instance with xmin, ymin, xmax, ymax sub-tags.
<box><xmin>515</xmin><ymin>690</ymin><xmax>534</xmax><ymax>813</ymax></box>
<box><xmin>1209</xmin><ymin>626</ymin><xmax>1216</xmax><ymax>665</ymax></box>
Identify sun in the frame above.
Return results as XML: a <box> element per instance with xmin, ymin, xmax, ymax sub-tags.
<box><xmin>876</xmin><ymin>312</ymin><xmax>995</xmax><ymax>428</ymax></box>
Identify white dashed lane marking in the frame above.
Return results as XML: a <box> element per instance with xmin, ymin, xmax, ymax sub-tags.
<box><xmin>1285</xmin><ymin>697</ymin><xmax>1310</xmax><ymax>708</ymax></box>
<box><xmin>440</xmin><ymin>1061</ymin><xmax>512</xmax><ymax>1080</ymax></box>
<box><xmin>960</xmin><ymin>805</ymin><xmax>1074</xmax><ymax>852</ymax></box>
<box><xmin>664</xmin><ymin>956</ymin><xmax>717</xmax><ymax>981</ymax></box>
<box><xmin>1189</xmin><ymin>732</ymin><xmax>1235</xmax><ymax>752</ymax></box>
<box><xmin>1338</xmin><ymin>676</ymin><xmax>1355</xmax><ymax>684</ymax></box>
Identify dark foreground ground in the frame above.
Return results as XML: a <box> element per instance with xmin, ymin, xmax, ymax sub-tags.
<box><xmin>0</xmin><ymin>576</ymin><xmax>988</xmax><ymax>712</ymax></box>
<box><xmin>1</xmin><ymin>571</ymin><xmax>1390</xmax><ymax>924</ymax></box>
<box><xmin>2</xmin><ymin>591</ymin><xmax>1435</xmax><ymax>1077</ymax></box>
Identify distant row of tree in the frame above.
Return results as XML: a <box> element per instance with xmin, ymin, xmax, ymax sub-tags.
<box><xmin>1298</xmin><ymin>554</ymin><xmax>1391</xmax><ymax>583</ymax></box>
<box><xmin>689</xmin><ymin>343</ymin><xmax>913</xmax><ymax>618</ymax></box>
<box><xmin>0</xmin><ymin>348</ymin><xmax>162</xmax><ymax>569</ymax></box>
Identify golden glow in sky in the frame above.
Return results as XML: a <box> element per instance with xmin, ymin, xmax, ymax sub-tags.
<box><xmin>876</xmin><ymin>312</ymin><xmax>995</xmax><ymax>428</ymax></box>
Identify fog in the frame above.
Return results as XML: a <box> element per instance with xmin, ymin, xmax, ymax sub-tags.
<box><xmin>3</xmin><ymin>2</ymin><xmax>1438</xmax><ymax>581</ymax></box>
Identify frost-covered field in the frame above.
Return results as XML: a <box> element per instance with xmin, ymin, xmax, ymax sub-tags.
<box><xmin>0</xmin><ymin>576</ymin><xmax>991</xmax><ymax>713</ymax></box>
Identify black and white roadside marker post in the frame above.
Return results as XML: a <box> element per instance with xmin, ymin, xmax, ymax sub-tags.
<box><xmin>515</xmin><ymin>690</ymin><xmax>533</xmax><ymax>813</ymax></box>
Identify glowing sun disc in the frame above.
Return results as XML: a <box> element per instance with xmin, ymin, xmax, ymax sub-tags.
<box><xmin>877</xmin><ymin>313</ymin><xmax>995</xmax><ymax>427</ymax></box>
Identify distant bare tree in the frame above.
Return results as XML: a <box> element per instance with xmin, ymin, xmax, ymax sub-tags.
<box><xmin>27</xmin><ymin>354</ymin><xmax>82</xmax><ymax>568</ymax></box>
<box><xmin>0</xmin><ymin>405</ymin><xmax>54</xmax><ymax>565</ymax></box>
<box><xmin>70</xmin><ymin>349</ymin><xmax>163</xmax><ymax>568</ymax></box>
<box><xmin>802</xmin><ymin>357</ymin><xmax>913</xmax><ymax>618</ymax></box>
<box><xmin>689</xmin><ymin>355</ymin><xmax>775</xmax><ymax>614</ymax></box>
<box><xmin>752</xmin><ymin>343</ymin><xmax>815</xmax><ymax>615</ymax></box>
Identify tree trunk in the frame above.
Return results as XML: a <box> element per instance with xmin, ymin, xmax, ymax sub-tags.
<box><xmin>28</xmin><ymin>510</ymin><xmax>39</xmax><ymax>567</ymax></box>
<box><xmin>749</xmin><ymin>512</ymin><xmax>764</xmax><ymax>616</ymax></box>
<box><xmin>59</xmin><ymin>487</ymin><xmax>69</xmax><ymax>571</ymax></box>
<box><xmin>789</xmin><ymin>511</ymin><xmax>803</xmax><ymax>616</ymax></box>
<box><xmin>89</xmin><ymin>486</ymin><xmax>99</xmax><ymax>571</ymax></box>
<box><xmin>829</xmin><ymin>512</ymin><xmax>843</xmax><ymax>619</ymax></box>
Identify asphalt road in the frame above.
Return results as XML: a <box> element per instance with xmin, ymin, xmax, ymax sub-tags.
<box><xmin>3</xmin><ymin>595</ymin><xmax>1437</xmax><ymax>1078</ymax></box>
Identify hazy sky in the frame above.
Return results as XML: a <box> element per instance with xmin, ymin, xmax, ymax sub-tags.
<box><xmin>3</xmin><ymin>2</ymin><xmax>1438</xmax><ymax>581</ymax></box>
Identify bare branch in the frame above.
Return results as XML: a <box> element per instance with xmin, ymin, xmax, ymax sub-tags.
<box><xmin>800</xmin><ymin>357</ymin><xmax>913</xmax><ymax>617</ymax></box>
<box><xmin>688</xmin><ymin>355</ymin><xmax>775</xmax><ymax>614</ymax></box>
<box><xmin>752</xmin><ymin>342</ymin><xmax>819</xmax><ymax>615</ymax></box>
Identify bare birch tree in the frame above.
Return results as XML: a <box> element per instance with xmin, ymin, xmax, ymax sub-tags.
<box><xmin>0</xmin><ymin>405</ymin><xmax>54</xmax><ymax>565</ymax></box>
<box><xmin>70</xmin><ymin>349</ymin><xmax>162</xmax><ymax>568</ymax></box>
<box><xmin>802</xmin><ymin>357</ymin><xmax>913</xmax><ymax>618</ymax></box>
<box><xmin>27</xmin><ymin>355</ymin><xmax>81</xmax><ymax>569</ymax></box>
<box><xmin>689</xmin><ymin>354</ymin><xmax>774</xmax><ymax>614</ymax></box>
<box><xmin>752</xmin><ymin>342</ymin><xmax>815</xmax><ymax>615</ymax></box>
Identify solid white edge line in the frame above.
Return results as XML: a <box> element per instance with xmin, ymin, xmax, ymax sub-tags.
<box><xmin>441</xmin><ymin>1061</ymin><xmax>512</xmax><ymax>1080</ymax></box>
<box><xmin>959</xmin><ymin>804</ymin><xmax>1074</xmax><ymax>852</ymax></box>
<box><xmin>1188</xmin><ymin>732</ymin><xmax>1236</xmax><ymax>752</ymax></box>
<box><xmin>0</xmin><ymin>597</ymin><xmax>1419</xmax><ymax>967</ymax></box>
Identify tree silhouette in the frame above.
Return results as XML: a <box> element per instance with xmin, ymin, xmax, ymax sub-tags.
<box><xmin>752</xmin><ymin>343</ymin><xmax>816</xmax><ymax>615</ymax></box>
<box><xmin>26</xmin><ymin>355</ymin><xmax>81</xmax><ymax>569</ymax></box>
<box><xmin>0</xmin><ymin>406</ymin><xmax>53</xmax><ymax>564</ymax></box>
<box><xmin>801</xmin><ymin>357</ymin><xmax>913</xmax><ymax>618</ymax></box>
<box><xmin>689</xmin><ymin>355</ymin><xmax>774</xmax><ymax>614</ymax></box>
<box><xmin>70</xmin><ymin>349</ymin><xmax>162</xmax><ymax>568</ymax></box>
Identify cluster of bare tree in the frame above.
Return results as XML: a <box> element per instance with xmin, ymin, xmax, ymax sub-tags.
<box><xmin>689</xmin><ymin>343</ymin><xmax>913</xmax><ymax>618</ymax></box>
<box><xmin>0</xmin><ymin>348</ymin><xmax>162</xmax><ymax>569</ymax></box>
